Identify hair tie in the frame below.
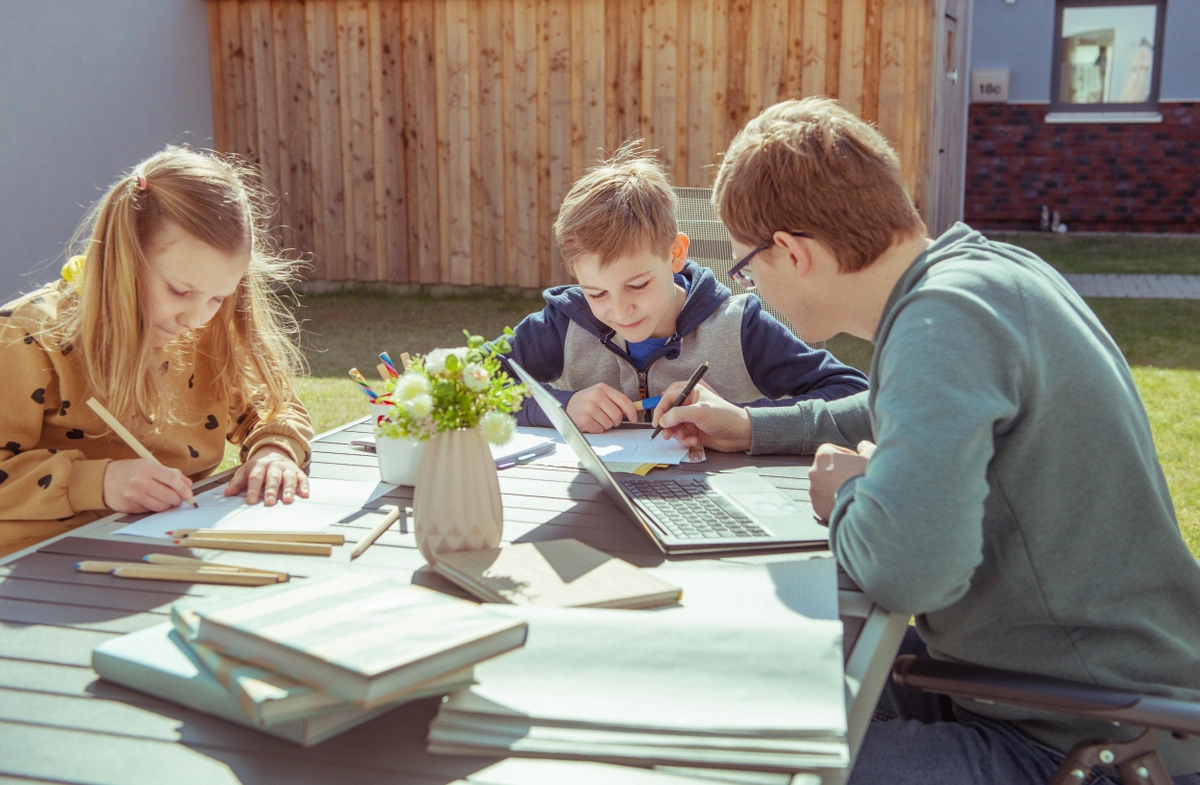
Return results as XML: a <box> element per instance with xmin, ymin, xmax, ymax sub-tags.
<box><xmin>135</xmin><ymin>174</ymin><xmax>147</xmax><ymax>191</ymax></box>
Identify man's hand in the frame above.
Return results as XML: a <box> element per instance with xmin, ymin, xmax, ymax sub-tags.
<box><xmin>808</xmin><ymin>440</ymin><xmax>876</xmax><ymax>521</ymax></box>
<box><xmin>103</xmin><ymin>458</ymin><xmax>194</xmax><ymax>513</ymax></box>
<box><xmin>652</xmin><ymin>381</ymin><xmax>752</xmax><ymax>453</ymax></box>
<box><xmin>225</xmin><ymin>446</ymin><xmax>310</xmax><ymax>506</ymax></box>
<box><xmin>566</xmin><ymin>383</ymin><xmax>640</xmax><ymax>433</ymax></box>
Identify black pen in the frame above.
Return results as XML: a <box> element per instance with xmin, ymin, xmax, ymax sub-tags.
<box><xmin>649</xmin><ymin>362</ymin><xmax>709</xmax><ymax>441</ymax></box>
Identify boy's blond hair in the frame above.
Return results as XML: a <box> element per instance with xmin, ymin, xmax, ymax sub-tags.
<box><xmin>47</xmin><ymin>146</ymin><xmax>306</xmax><ymax>430</ymax></box>
<box><xmin>554</xmin><ymin>141</ymin><xmax>677</xmax><ymax>275</ymax></box>
<box><xmin>713</xmin><ymin>97</ymin><xmax>925</xmax><ymax>272</ymax></box>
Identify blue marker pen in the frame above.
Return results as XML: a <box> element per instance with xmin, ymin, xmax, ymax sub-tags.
<box><xmin>635</xmin><ymin>396</ymin><xmax>662</xmax><ymax>410</ymax></box>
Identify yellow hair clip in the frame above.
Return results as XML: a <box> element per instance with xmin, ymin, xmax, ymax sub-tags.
<box><xmin>61</xmin><ymin>255</ymin><xmax>86</xmax><ymax>293</ymax></box>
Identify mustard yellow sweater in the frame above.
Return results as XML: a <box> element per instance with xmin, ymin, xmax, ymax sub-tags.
<box><xmin>0</xmin><ymin>280</ymin><xmax>313</xmax><ymax>553</ymax></box>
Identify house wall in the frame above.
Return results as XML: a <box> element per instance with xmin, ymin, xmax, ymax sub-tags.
<box><xmin>964</xmin><ymin>0</ymin><xmax>1199</xmax><ymax>233</ymax></box>
<box><xmin>0</xmin><ymin>0</ymin><xmax>215</xmax><ymax>302</ymax></box>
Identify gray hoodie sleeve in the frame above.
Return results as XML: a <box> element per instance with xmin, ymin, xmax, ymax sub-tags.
<box><xmin>745</xmin><ymin>391</ymin><xmax>873</xmax><ymax>455</ymax></box>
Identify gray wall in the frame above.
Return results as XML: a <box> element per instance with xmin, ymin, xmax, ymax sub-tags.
<box><xmin>970</xmin><ymin>0</ymin><xmax>1200</xmax><ymax>102</ymax></box>
<box><xmin>0</xmin><ymin>0</ymin><xmax>215</xmax><ymax>301</ymax></box>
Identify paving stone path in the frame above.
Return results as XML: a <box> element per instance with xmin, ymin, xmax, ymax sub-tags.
<box><xmin>1063</xmin><ymin>274</ymin><xmax>1200</xmax><ymax>299</ymax></box>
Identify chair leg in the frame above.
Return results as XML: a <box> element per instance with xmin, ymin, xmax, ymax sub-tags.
<box><xmin>1049</xmin><ymin>729</ymin><xmax>1174</xmax><ymax>785</ymax></box>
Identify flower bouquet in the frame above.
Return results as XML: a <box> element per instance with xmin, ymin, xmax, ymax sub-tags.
<box><xmin>374</xmin><ymin>330</ymin><xmax>528</xmax><ymax>565</ymax></box>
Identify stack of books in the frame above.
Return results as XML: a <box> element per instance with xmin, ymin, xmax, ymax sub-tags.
<box><xmin>92</xmin><ymin>572</ymin><xmax>528</xmax><ymax>746</ymax></box>
<box><xmin>428</xmin><ymin>561</ymin><xmax>848</xmax><ymax>776</ymax></box>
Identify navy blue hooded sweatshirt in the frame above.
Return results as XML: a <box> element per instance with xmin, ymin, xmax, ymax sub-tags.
<box><xmin>504</xmin><ymin>262</ymin><xmax>868</xmax><ymax>427</ymax></box>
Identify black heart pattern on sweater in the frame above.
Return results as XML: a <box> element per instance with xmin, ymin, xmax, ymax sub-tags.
<box><xmin>188</xmin><ymin>374</ymin><xmax>194</xmax><ymax>389</ymax></box>
<box><xmin>0</xmin><ymin>470</ymin><xmax>7</xmax><ymax>484</ymax></box>
<box><xmin>23</xmin><ymin>335</ymin><xmax>33</xmax><ymax>345</ymax></box>
<box><xmin>66</xmin><ymin>429</ymin><xmax>84</xmax><ymax>439</ymax></box>
<box><xmin>37</xmin><ymin>474</ymin><xmax>51</xmax><ymax>489</ymax></box>
<box><xmin>205</xmin><ymin>415</ymin><xmax>219</xmax><ymax>430</ymax></box>
<box><xmin>60</xmin><ymin>400</ymin><xmax>70</xmax><ymax>416</ymax></box>
<box><xmin>31</xmin><ymin>388</ymin><xmax>45</xmax><ymax>404</ymax></box>
<box><xmin>4</xmin><ymin>442</ymin><xmax>20</xmax><ymax>452</ymax></box>
<box><xmin>189</xmin><ymin>445</ymin><xmax>199</xmax><ymax>458</ymax></box>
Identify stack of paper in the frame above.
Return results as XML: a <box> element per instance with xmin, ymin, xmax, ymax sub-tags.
<box><xmin>92</xmin><ymin>572</ymin><xmax>528</xmax><ymax>746</ymax></box>
<box><xmin>427</xmin><ymin>604</ymin><xmax>848</xmax><ymax>774</ymax></box>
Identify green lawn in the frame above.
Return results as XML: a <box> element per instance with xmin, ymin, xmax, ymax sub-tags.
<box><xmin>254</xmin><ymin>290</ymin><xmax>1198</xmax><ymax>558</ymax></box>
<box><xmin>984</xmin><ymin>232</ymin><xmax>1200</xmax><ymax>275</ymax></box>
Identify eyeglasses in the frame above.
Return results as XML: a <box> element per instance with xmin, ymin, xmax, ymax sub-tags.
<box><xmin>727</xmin><ymin>232</ymin><xmax>812</xmax><ymax>290</ymax></box>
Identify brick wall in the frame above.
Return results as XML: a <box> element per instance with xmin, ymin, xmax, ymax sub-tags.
<box><xmin>963</xmin><ymin>102</ymin><xmax>1199</xmax><ymax>234</ymax></box>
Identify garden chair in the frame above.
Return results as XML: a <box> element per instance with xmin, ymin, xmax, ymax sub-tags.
<box><xmin>892</xmin><ymin>653</ymin><xmax>1200</xmax><ymax>785</ymax></box>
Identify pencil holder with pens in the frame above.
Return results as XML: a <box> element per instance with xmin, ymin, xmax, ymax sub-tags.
<box><xmin>371</xmin><ymin>400</ymin><xmax>427</xmax><ymax>486</ymax></box>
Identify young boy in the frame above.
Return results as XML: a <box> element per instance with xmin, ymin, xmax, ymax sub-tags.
<box><xmin>505</xmin><ymin>142</ymin><xmax>868</xmax><ymax>434</ymax></box>
<box><xmin>654</xmin><ymin>97</ymin><xmax>1200</xmax><ymax>784</ymax></box>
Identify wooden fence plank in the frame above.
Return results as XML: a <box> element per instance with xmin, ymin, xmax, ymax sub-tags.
<box><xmin>402</xmin><ymin>0</ymin><xmax>440</xmax><ymax>283</ymax></box>
<box><xmin>582</xmin><ymin>0</ymin><xmax>607</xmax><ymax>166</ymax></box>
<box><xmin>376</xmin><ymin>0</ymin><xmax>408</xmax><ymax>282</ymax></box>
<box><xmin>306</xmin><ymin>0</ymin><xmax>344</xmax><ymax>281</ymax></box>
<box><xmin>546</xmin><ymin>0</ymin><xmax>572</xmax><ymax>285</ymax></box>
<box><xmin>877</xmin><ymin>0</ymin><xmax>905</xmax><ymax>150</ymax></box>
<box><xmin>862</xmin><ymin>0</ymin><xmax>884</xmax><ymax>122</ymax></box>
<box><xmin>240</xmin><ymin>2</ymin><xmax>262</xmax><ymax>163</ymax></box>
<box><xmin>473</xmin><ymin>0</ymin><xmax>505</xmax><ymax>286</ymax></box>
<box><xmin>207</xmin><ymin>1</ymin><xmax>227</xmax><ymax>152</ymax></box>
<box><xmin>687</xmin><ymin>0</ymin><xmax>713</xmax><ymax>186</ymax></box>
<box><xmin>443</xmin><ymin>0</ymin><xmax>473</xmax><ymax>285</ymax></box>
<box><xmin>673</xmin><ymin>0</ymin><xmax>690</xmax><ymax>181</ymax></box>
<box><xmin>536</xmin><ymin>0</ymin><xmax>553</xmax><ymax>286</ymax></box>
<box><xmin>618</xmin><ymin>0</ymin><xmax>643</xmax><ymax>143</ymax></box>
<box><xmin>761</xmin><ymin>0</ymin><xmax>790</xmax><ymax>107</ymax></box>
<box><xmin>250</xmin><ymin>1</ymin><xmax>280</xmax><ymax>245</ymax></box>
<box><xmin>336</xmin><ymin>1</ymin><xmax>375</xmax><ymax>281</ymax></box>
<box><xmin>785</xmin><ymin>0</ymin><xmax>805</xmax><ymax>99</ymax></box>
<box><xmin>710</xmin><ymin>0</ymin><xmax>729</xmax><ymax>171</ymax></box>
<box><xmin>652</xmin><ymin>0</ymin><xmax>677</xmax><ymax>176</ymax></box>
<box><xmin>838</xmin><ymin>0</ymin><xmax>866</xmax><ymax>114</ymax></box>
<box><xmin>219</xmin><ymin>1</ymin><xmax>246</xmax><ymax>157</ymax></box>
<box><xmin>725</xmin><ymin>0</ymin><xmax>749</xmax><ymax>141</ymax></box>
<box><xmin>825</xmin><ymin>0</ymin><xmax>843</xmax><ymax>97</ymax></box>
<box><xmin>272</xmin><ymin>0</ymin><xmax>314</xmax><ymax>259</ymax></box>
<box><xmin>509</xmin><ymin>0</ymin><xmax>541</xmax><ymax>288</ymax></box>
<box><xmin>802</xmin><ymin>0</ymin><xmax>828</xmax><ymax>97</ymax></box>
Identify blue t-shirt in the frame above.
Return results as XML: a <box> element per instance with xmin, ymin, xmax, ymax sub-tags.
<box><xmin>626</xmin><ymin>275</ymin><xmax>690</xmax><ymax>370</ymax></box>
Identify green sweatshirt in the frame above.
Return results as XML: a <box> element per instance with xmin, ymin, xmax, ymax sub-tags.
<box><xmin>828</xmin><ymin>224</ymin><xmax>1200</xmax><ymax>773</ymax></box>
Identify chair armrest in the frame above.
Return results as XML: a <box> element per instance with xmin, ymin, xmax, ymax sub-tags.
<box><xmin>892</xmin><ymin>655</ymin><xmax>1200</xmax><ymax>736</ymax></box>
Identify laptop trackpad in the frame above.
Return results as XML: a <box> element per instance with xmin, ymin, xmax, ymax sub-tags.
<box><xmin>707</xmin><ymin>474</ymin><xmax>829</xmax><ymax>543</ymax></box>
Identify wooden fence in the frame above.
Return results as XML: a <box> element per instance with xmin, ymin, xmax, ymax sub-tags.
<box><xmin>207</xmin><ymin>0</ymin><xmax>934</xmax><ymax>288</ymax></box>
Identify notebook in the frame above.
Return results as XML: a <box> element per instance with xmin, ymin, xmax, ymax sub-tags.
<box><xmin>190</xmin><ymin>571</ymin><xmax>527</xmax><ymax>708</ymax></box>
<box><xmin>171</xmin><ymin>601</ymin><xmax>472</xmax><ymax>727</ymax></box>
<box><xmin>433</xmin><ymin>539</ymin><xmax>682</xmax><ymax>609</ymax></box>
<box><xmin>91</xmin><ymin>622</ymin><xmax>399</xmax><ymax>746</ymax></box>
<box><xmin>507</xmin><ymin>360</ymin><xmax>830</xmax><ymax>555</ymax></box>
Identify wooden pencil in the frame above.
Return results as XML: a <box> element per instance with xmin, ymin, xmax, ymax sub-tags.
<box><xmin>85</xmin><ymin>397</ymin><xmax>198</xmax><ymax>508</ymax></box>
<box><xmin>399</xmin><ymin>352</ymin><xmax>412</xmax><ymax>370</ymax></box>
<box><xmin>76</xmin><ymin>560</ymin><xmax>246</xmax><ymax>575</ymax></box>
<box><xmin>375</xmin><ymin>362</ymin><xmax>391</xmax><ymax>382</ymax></box>
<box><xmin>175</xmin><ymin>537</ymin><xmax>333</xmax><ymax>556</ymax></box>
<box><xmin>349</xmin><ymin>506</ymin><xmax>403</xmax><ymax>560</ymax></box>
<box><xmin>167</xmin><ymin>529</ymin><xmax>345</xmax><ymax>545</ymax></box>
<box><xmin>142</xmin><ymin>553</ymin><xmax>284</xmax><ymax>576</ymax></box>
<box><xmin>110</xmin><ymin>565</ymin><xmax>284</xmax><ymax>586</ymax></box>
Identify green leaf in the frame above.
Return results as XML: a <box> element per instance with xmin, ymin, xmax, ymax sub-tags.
<box><xmin>467</xmin><ymin>334</ymin><xmax>485</xmax><ymax>349</ymax></box>
<box><xmin>445</xmin><ymin>353</ymin><xmax>461</xmax><ymax>372</ymax></box>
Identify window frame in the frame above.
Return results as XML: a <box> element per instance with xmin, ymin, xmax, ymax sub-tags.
<box><xmin>1049</xmin><ymin>0</ymin><xmax>1166</xmax><ymax>115</ymax></box>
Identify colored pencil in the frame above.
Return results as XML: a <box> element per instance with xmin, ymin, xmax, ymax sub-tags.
<box><xmin>75</xmin><ymin>560</ymin><xmax>247</xmax><ymax>576</ymax></box>
<box><xmin>110</xmin><ymin>565</ymin><xmax>284</xmax><ymax>586</ymax></box>
<box><xmin>376</xmin><ymin>363</ymin><xmax>391</xmax><ymax>382</ymax></box>
<box><xmin>175</xmin><ymin>537</ymin><xmax>333</xmax><ymax>556</ymax></box>
<box><xmin>142</xmin><ymin>553</ymin><xmax>284</xmax><ymax>576</ymax></box>
<box><xmin>399</xmin><ymin>352</ymin><xmax>412</xmax><ymax>370</ymax></box>
<box><xmin>167</xmin><ymin>529</ymin><xmax>344</xmax><ymax>545</ymax></box>
<box><xmin>348</xmin><ymin>368</ymin><xmax>379</xmax><ymax>401</ymax></box>
<box><xmin>379</xmin><ymin>352</ymin><xmax>401</xmax><ymax>377</ymax></box>
<box><xmin>349</xmin><ymin>506</ymin><xmax>403</xmax><ymax>560</ymax></box>
<box><xmin>85</xmin><ymin>397</ymin><xmax>198</xmax><ymax>508</ymax></box>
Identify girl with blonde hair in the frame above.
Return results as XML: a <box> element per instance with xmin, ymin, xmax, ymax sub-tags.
<box><xmin>0</xmin><ymin>145</ymin><xmax>313</xmax><ymax>557</ymax></box>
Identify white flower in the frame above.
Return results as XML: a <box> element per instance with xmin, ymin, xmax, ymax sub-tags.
<box><xmin>392</xmin><ymin>372</ymin><xmax>430</xmax><ymax>402</ymax></box>
<box><xmin>462</xmin><ymin>363</ymin><xmax>490</xmax><ymax>392</ymax></box>
<box><xmin>423</xmin><ymin>346</ymin><xmax>468</xmax><ymax>376</ymax></box>
<box><xmin>404</xmin><ymin>393</ymin><xmax>434</xmax><ymax>419</ymax></box>
<box><xmin>479</xmin><ymin>410</ymin><xmax>516</xmax><ymax>445</ymax></box>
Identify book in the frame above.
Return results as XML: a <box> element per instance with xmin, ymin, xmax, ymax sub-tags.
<box><xmin>170</xmin><ymin>601</ymin><xmax>472</xmax><ymax>727</ymax></box>
<box><xmin>91</xmin><ymin>622</ymin><xmax>397</xmax><ymax>747</ymax></box>
<box><xmin>433</xmin><ymin>539</ymin><xmax>682</xmax><ymax>609</ymax></box>
<box><xmin>191</xmin><ymin>571</ymin><xmax>528</xmax><ymax>708</ymax></box>
<box><xmin>351</xmin><ymin>430</ymin><xmax>556</xmax><ymax>467</ymax></box>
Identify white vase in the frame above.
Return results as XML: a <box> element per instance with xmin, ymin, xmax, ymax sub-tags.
<box><xmin>412</xmin><ymin>428</ymin><xmax>504</xmax><ymax>566</ymax></box>
<box><xmin>376</xmin><ymin>435</ymin><xmax>426</xmax><ymax>486</ymax></box>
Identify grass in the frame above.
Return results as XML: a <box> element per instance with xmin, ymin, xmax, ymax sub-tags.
<box><xmin>984</xmin><ymin>232</ymin><xmax>1200</xmax><ymax>275</ymax></box>
<box><xmin>243</xmin><ymin>289</ymin><xmax>1197</xmax><ymax>558</ymax></box>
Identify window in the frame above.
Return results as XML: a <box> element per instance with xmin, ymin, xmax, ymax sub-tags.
<box><xmin>1049</xmin><ymin>0</ymin><xmax>1165</xmax><ymax>116</ymax></box>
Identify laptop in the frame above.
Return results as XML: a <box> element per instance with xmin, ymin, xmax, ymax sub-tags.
<box><xmin>507</xmin><ymin>360</ymin><xmax>829</xmax><ymax>555</ymax></box>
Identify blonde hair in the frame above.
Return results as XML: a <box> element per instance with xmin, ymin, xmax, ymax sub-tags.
<box><xmin>713</xmin><ymin>97</ymin><xmax>925</xmax><ymax>272</ymax></box>
<box><xmin>48</xmin><ymin>146</ymin><xmax>305</xmax><ymax>429</ymax></box>
<box><xmin>554</xmin><ymin>140</ymin><xmax>678</xmax><ymax>275</ymax></box>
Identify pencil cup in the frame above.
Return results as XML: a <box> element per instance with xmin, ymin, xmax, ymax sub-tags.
<box><xmin>376</xmin><ymin>434</ymin><xmax>426</xmax><ymax>486</ymax></box>
<box><xmin>368</xmin><ymin>402</ymin><xmax>392</xmax><ymax>428</ymax></box>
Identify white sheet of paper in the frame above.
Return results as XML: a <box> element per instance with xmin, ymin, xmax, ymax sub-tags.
<box><xmin>112</xmin><ymin>478</ymin><xmax>394</xmax><ymax>540</ymax></box>
<box><xmin>520</xmin><ymin>427</ymin><xmax>689</xmax><ymax>467</ymax></box>
<box><xmin>646</xmin><ymin>556</ymin><xmax>840</xmax><ymax>622</ymax></box>
<box><xmin>443</xmin><ymin>606</ymin><xmax>846</xmax><ymax>737</ymax></box>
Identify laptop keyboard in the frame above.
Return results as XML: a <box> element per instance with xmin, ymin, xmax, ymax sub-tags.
<box><xmin>620</xmin><ymin>477</ymin><xmax>770</xmax><ymax>540</ymax></box>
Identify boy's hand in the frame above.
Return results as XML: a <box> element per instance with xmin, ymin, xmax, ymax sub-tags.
<box><xmin>652</xmin><ymin>381</ymin><xmax>752</xmax><ymax>452</ymax></box>
<box><xmin>808</xmin><ymin>440</ymin><xmax>875</xmax><ymax>521</ymax></box>
<box><xmin>103</xmin><ymin>458</ymin><xmax>194</xmax><ymax>514</ymax></box>
<box><xmin>566</xmin><ymin>383</ymin><xmax>640</xmax><ymax>433</ymax></box>
<box><xmin>226</xmin><ymin>446</ymin><xmax>310</xmax><ymax>506</ymax></box>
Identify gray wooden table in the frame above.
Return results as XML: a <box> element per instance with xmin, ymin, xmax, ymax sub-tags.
<box><xmin>0</xmin><ymin>418</ymin><xmax>907</xmax><ymax>785</ymax></box>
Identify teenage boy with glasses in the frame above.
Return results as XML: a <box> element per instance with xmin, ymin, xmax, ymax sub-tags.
<box><xmin>653</xmin><ymin>96</ymin><xmax>1200</xmax><ymax>785</ymax></box>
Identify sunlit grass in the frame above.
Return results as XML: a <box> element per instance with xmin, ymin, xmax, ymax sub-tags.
<box><xmin>985</xmin><ymin>232</ymin><xmax>1200</xmax><ymax>275</ymax></box>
